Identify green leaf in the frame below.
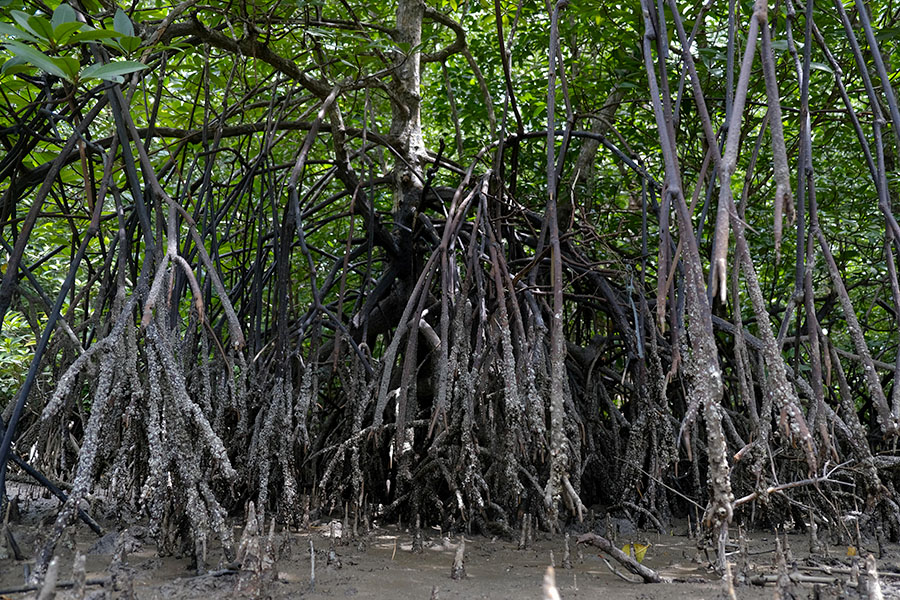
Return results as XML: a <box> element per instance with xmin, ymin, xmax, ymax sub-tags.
<box><xmin>875</xmin><ymin>28</ymin><xmax>900</xmax><ymax>42</ymax></box>
<box><xmin>70</xmin><ymin>29</ymin><xmax>122</xmax><ymax>42</ymax></box>
<box><xmin>2</xmin><ymin>40</ymin><xmax>68</xmax><ymax>79</ymax></box>
<box><xmin>51</xmin><ymin>4</ymin><xmax>78</xmax><ymax>29</ymax></box>
<box><xmin>54</xmin><ymin>22</ymin><xmax>85</xmax><ymax>45</ymax></box>
<box><xmin>0</xmin><ymin>55</ymin><xmax>28</xmax><ymax>75</ymax></box>
<box><xmin>0</xmin><ymin>23</ymin><xmax>40</xmax><ymax>44</ymax></box>
<box><xmin>118</xmin><ymin>35</ymin><xmax>141</xmax><ymax>54</ymax></box>
<box><xmin>113</xmin><ymin>9</ymin><xmax>134</xmax><ymax>37</ymax></box>
<box><xmin>26</xmin><ymin>16</ymin><xmax>54</xmax><ymax>42</ymax></box>
<box><xmin>81</xmin><ymin>59</ymin><xmax>147</xmax><ymax>82</ymax></box>
<box><xmin>56</xmin><ymin>55</ymin><xmax>81</xmax><ymax>81</ymax></box>
<box><xmin>10</xmin><ymin>11</ymin><xmax>36</xmax><ymax>35</ymax></box>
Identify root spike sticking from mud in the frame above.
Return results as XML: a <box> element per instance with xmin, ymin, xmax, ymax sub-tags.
<box><xmin>450</xmin><ymin>538</ymin><xmax>466</xmax><ymax>580</ymax></box>
<box><xmin>543</xmin><ymin>566</ymin><xmax>561</xmax><ymax>600</ymax></box>
<box><xmin>866</xmin><ymin>554</ymin><xmax>884</xmax><ymax>600</ymax></box>
<box><xmin>36</xmin><ymin>556</ymin><xmax>58</xmax><ymax>600</ymax></box>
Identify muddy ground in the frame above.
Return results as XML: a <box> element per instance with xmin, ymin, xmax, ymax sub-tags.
<box><xmin>2</xmin><ymin>483</ymin><xmax>899</xmax><ymax>599</ymax></box>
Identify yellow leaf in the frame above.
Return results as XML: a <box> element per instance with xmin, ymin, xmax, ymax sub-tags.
<box><xmin>847</xmin><ymin>546</ymin><xmax>857</xmax><ymax>557</ymax></box>
<box><xmin>621</xmin><ymin>542</ymin><xmax>651</xmax><ymax>563</ymax></box>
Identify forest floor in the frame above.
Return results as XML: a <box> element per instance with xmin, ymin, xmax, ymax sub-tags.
<box><xmin>2</xmin><ymin>483</ymin><xmax>900</xmax><ymax>599</ymax></box>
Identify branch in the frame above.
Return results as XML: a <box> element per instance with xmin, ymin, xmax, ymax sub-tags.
<box><xmin>577</xmin><ymin>533</ymin><xmax>662</xmax><ymax>583</ymax></box>
<box><xmin>157</xmin><ymin>17</ymin><xmax>332</xmax><ymax>97</ymax></box>
<box><xmin>422</xmin><ymin>7</ymin><xmax>467</xmax><ymax>63</ymax></box>
<box><xmin>733</xmin><ymin>463</ymin><xmax>855</xmax><ymax>507</ymax></box>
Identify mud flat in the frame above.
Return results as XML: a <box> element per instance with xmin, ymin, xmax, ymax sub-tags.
<box><xmin>4</xmin><ymin>490</ymin><xmax>899</xmax><ymax>600</ymax></box>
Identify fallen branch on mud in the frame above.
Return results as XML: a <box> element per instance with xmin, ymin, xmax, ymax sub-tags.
<box><xmin>750</xmin><ymin>573</ymin><xmax>841</xmax><ymax>586</ymax></box>
<box><xmin>576</xmin><ymin>532</ymin><xmax>662</xmax><ymax>583</ymax></box>
<box><xmin>600</xmin><ymin>556</ymin><xmax>644</xmax><ymax>583</ymax></box>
